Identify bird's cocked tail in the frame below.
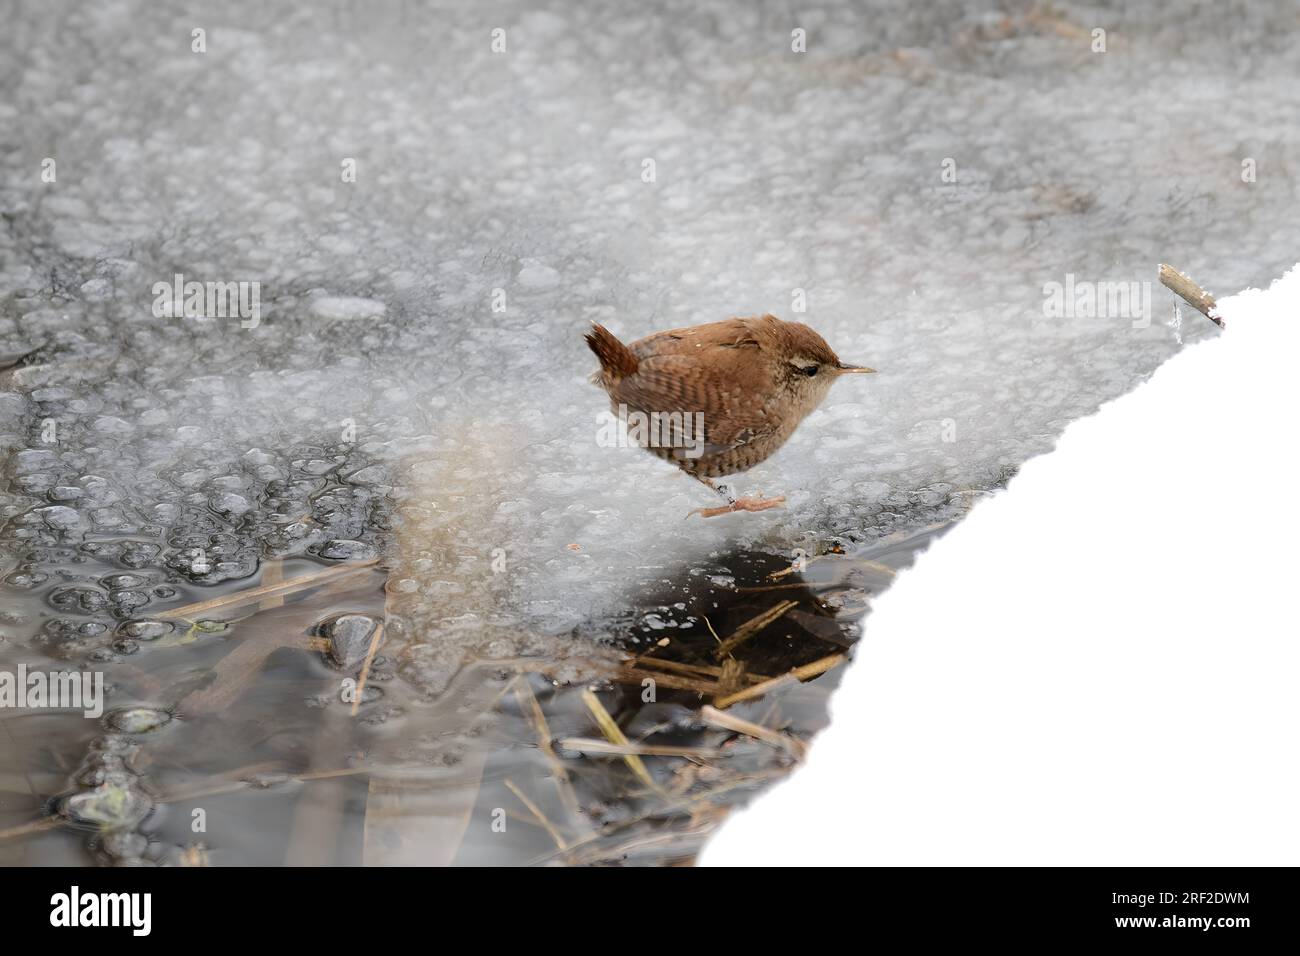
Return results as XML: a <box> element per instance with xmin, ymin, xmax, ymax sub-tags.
<box><xmin>585</xmin><ymin>322</ymin><xmax>638</xmax><ymax>385</ymax></box>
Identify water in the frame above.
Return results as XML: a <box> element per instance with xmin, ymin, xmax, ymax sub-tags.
<box><xmin>2</xmin><ymin>0</ymin><xmax>1296</xmax><ymax>864</ymax></box>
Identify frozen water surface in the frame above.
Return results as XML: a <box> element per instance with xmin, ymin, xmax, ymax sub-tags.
<box><xmin>1</xmin><ymin>0</ymin><xmax>1296</xmax><ymax>864</ymax></box>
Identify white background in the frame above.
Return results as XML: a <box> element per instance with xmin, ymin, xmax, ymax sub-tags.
<box><xmin>704</xmin><ymin>267</ymin><xmax>1300</xmax><ymax>865</ymax></box>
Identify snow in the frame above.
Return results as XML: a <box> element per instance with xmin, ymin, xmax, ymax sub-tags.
<box><xmin>308</xmin><ymin>296</ymin><xmax>388</xmax><ymax>321</ymax></box>
<box><xmin>702</xmin><ymin>264</ymin><xmax>1300</xmax><ymax>865</ymax></box>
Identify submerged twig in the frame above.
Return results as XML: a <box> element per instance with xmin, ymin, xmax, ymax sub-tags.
<box><xmin>713</xmin><ymin>600</ymin><xmax>798</xmax><ymax>660</ymax></box>
<box><xmin>258</xmin><ymin>558</ymin><xmax>285</xmax><ymax>609</ymax></box>
<box><xmin>632</xmin><ymin>656</ymin><xmax>725</xmax><ymax>679</ymax></box>
<box><xmin>699</xmin><ymin>705</ymin><xmax>807</xmax><ymax>760</ymax></box>
<box><xmin>350</xmin><ymin>621</ymin><xmax>386</xmax><ymax>717</ymax></box>
<box><xmin>633</xmin><ymin>655</ymin><xmax>770</xmax><ymax>685</ymax></box>
<box><xmin>556</xmin><ymin>737</ymin><xmax>727</xmax><ymax>759</ymax></box>
<box><xmin>0</xmin><ymin>817</ymin><xmax>61</xmax><ymax>842</ymax></box>
<box><xmin>612</xmin><ymin>667</ymin><xmax>721</xmax><ymax>696</ymax></box>
<box><xmin>156</xmin><ymin>559</ymin><xmax>380</xmax><ymax>621</ymax></box>
<box><xmin>1158</xmin><ymin>263</ymin><xmax>1224</xmax><ymax>328</ymax></box>
<box><xmin>514</xmin><ymin>678</ymin><xmax>584</xmax><ymax>825</ymax></box>
<box><xmin>504</xmin><ymin>779</ymin><xmax>568</xmax><ymax>850</ymax></box>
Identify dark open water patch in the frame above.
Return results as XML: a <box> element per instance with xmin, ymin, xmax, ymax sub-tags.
<box><xmin>1</xmin><ymin>504</ymin><xmax>939</xmax><ymax>866</ymax></box>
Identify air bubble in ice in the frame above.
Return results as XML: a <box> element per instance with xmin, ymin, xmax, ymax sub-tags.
<box><xmin>319</xmin><ymin>612</ymin><xmax>383</xmax><ymax>669</ymax></box>
<box><xmin>61</xmin><ymin>783</ymin><xmax>152</xmax><ymax>830</ymax></box>
<box><xmin>49</xmin><ymin>586</ymin><xmax>108</xmax><ymax>613</ymax></box>
<box><xmin>117</xmin><ymin>620</ymin><xmax>172</xmax><ymax>641</ymax></box>
<box><xmin>317</xmin><ymin>539</ymin><xmax>378</xmax><ymax>561</ymax></box>
<box><xmin>36</xmin><ymin>505</ymin><xmax>81</xmax><ymax>530</ymax></box>
<box><xmin>104</xmin><ymin>707</ymin><xmax>172</xmax><ymax>734</ymax></box>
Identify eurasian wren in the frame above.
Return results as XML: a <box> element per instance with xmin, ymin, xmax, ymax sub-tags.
<box><xmin>586</xmin><ymin>314</ymin><xmax>875</xmax><ymax>517</ymax></box>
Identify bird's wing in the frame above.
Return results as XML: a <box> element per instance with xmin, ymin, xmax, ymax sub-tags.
<box><xmin>608</xmin><ymin>351</ymin><xmax>779</xmax><ymax>458</ymax></box>
<box><xmin>628</xmin><ymin>318</ymin><xmax>761</xmax><ymax>362</ymax></box>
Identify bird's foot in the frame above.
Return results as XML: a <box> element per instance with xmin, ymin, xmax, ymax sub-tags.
<box><xmin>696</xmin><ymin>477</ymin><xmax>736</xmax><ymax>504</ymax></box>
<box><xmin>687</xmin><ymin>494</ymin><xmax>786</xmax><ymax>519</ymax></box>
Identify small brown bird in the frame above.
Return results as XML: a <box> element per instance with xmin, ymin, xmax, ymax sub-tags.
<box><xmin>586</xmin><ymin>314</ymin><xmax>875</xmax><ymax>517</ymax></box>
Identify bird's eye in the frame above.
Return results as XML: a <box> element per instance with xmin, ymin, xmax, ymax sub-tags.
<box><xmin>801</xmin><ymin>365</ymin><xmax>819</xmax><ymax>377</ymax></box>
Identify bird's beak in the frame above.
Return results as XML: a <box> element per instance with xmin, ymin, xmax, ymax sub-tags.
<box><xmin>835</xmin><ymin>363</ymin><xmax>876</xmax><ymax>374</ymax></box>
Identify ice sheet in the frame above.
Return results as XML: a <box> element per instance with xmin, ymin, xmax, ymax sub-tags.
<box><xmin>2</xmin><ymin>0</ymin><xmax>1296</xmax><ymax>646</ymax></box>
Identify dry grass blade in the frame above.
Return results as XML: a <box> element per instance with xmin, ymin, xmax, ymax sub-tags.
<box><xmin>581</xmin><ymin>689</ymin><xmax>665</xmax><ymax>795</ymax></box>
<box><xmin>702</xmin><ymin>615</ymin><xmax>722</xmax><ymax>645</ymax></box>
<box><xmin>556</xmin><ymin>737</ymin><xmax>727</xmax><ymax>759</ymax></box>
<box><xmin>632</xmin><ymin>657</ymin><xmax>724</xmax><ymax>679</ymax></box>
<box><xmin>713</xmin><ymin>599</ymin><xmax>798</xmax><ymax>659</ymax></box>
<box><xmin>513</xmin><ymin>678</ymin><xmax>584</xmax><ymax>825</ymax></box>
<box><xmin>698</xmin><ymin>705</ymin><xmax>807</xmax><ymax>760</ymax></box>
<box><xmin>504</xmin><ymin>779</ymin><xmax>568</xmax><ymax>850</ymax></box>
<box><xmin>349</xmin><ymin>621</ymin><xmax>386</xmax><ymax>717</ymax></box>
<box><xmin>713</xmin><ymin>653</ymin><xmax>847</xmax><ymax>709</ymax></box>
<box><xmin>633</xmin><ymin>655</ymin><xmax>770</xmax><ymax>685</ymax></box>
<box><xmin>1158</xmin><ymin>263</ymin><xmax>1224</xmax><ymax>328</ymax></box>
<box><xmin>613</xmin><ymin>667</ymin><xmax>721</xmax><ymax>696</ymax></box>
<box><xmin>0</xmin><ymin>817</ymin><xmax>61</xmax><ymax>842</ymax></box>
<box><xmin>156</xmin><ymin>559</ymin><xmax>379</xmax><ymax>621</ymax></box>
<box><xmin>258</xmin><ymin>558</ymin><xmax>285</xmax><ymax>609</ymax></box>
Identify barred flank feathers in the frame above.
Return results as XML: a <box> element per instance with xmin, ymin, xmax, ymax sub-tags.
<box><xmin>585</xmin><ymin>323</ymin><xmax>639</xmax><ymax>382</ymax></box>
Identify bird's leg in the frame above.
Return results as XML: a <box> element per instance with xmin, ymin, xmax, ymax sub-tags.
<box><xmin>688</xmin><ymin>477</ymin><xmax>786</xmax><ymax>519</ymax></box>
<box><xmin>700</xmin><ymin>477</ymin><xmax>735</xmax><ymax>503</ymax></box>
